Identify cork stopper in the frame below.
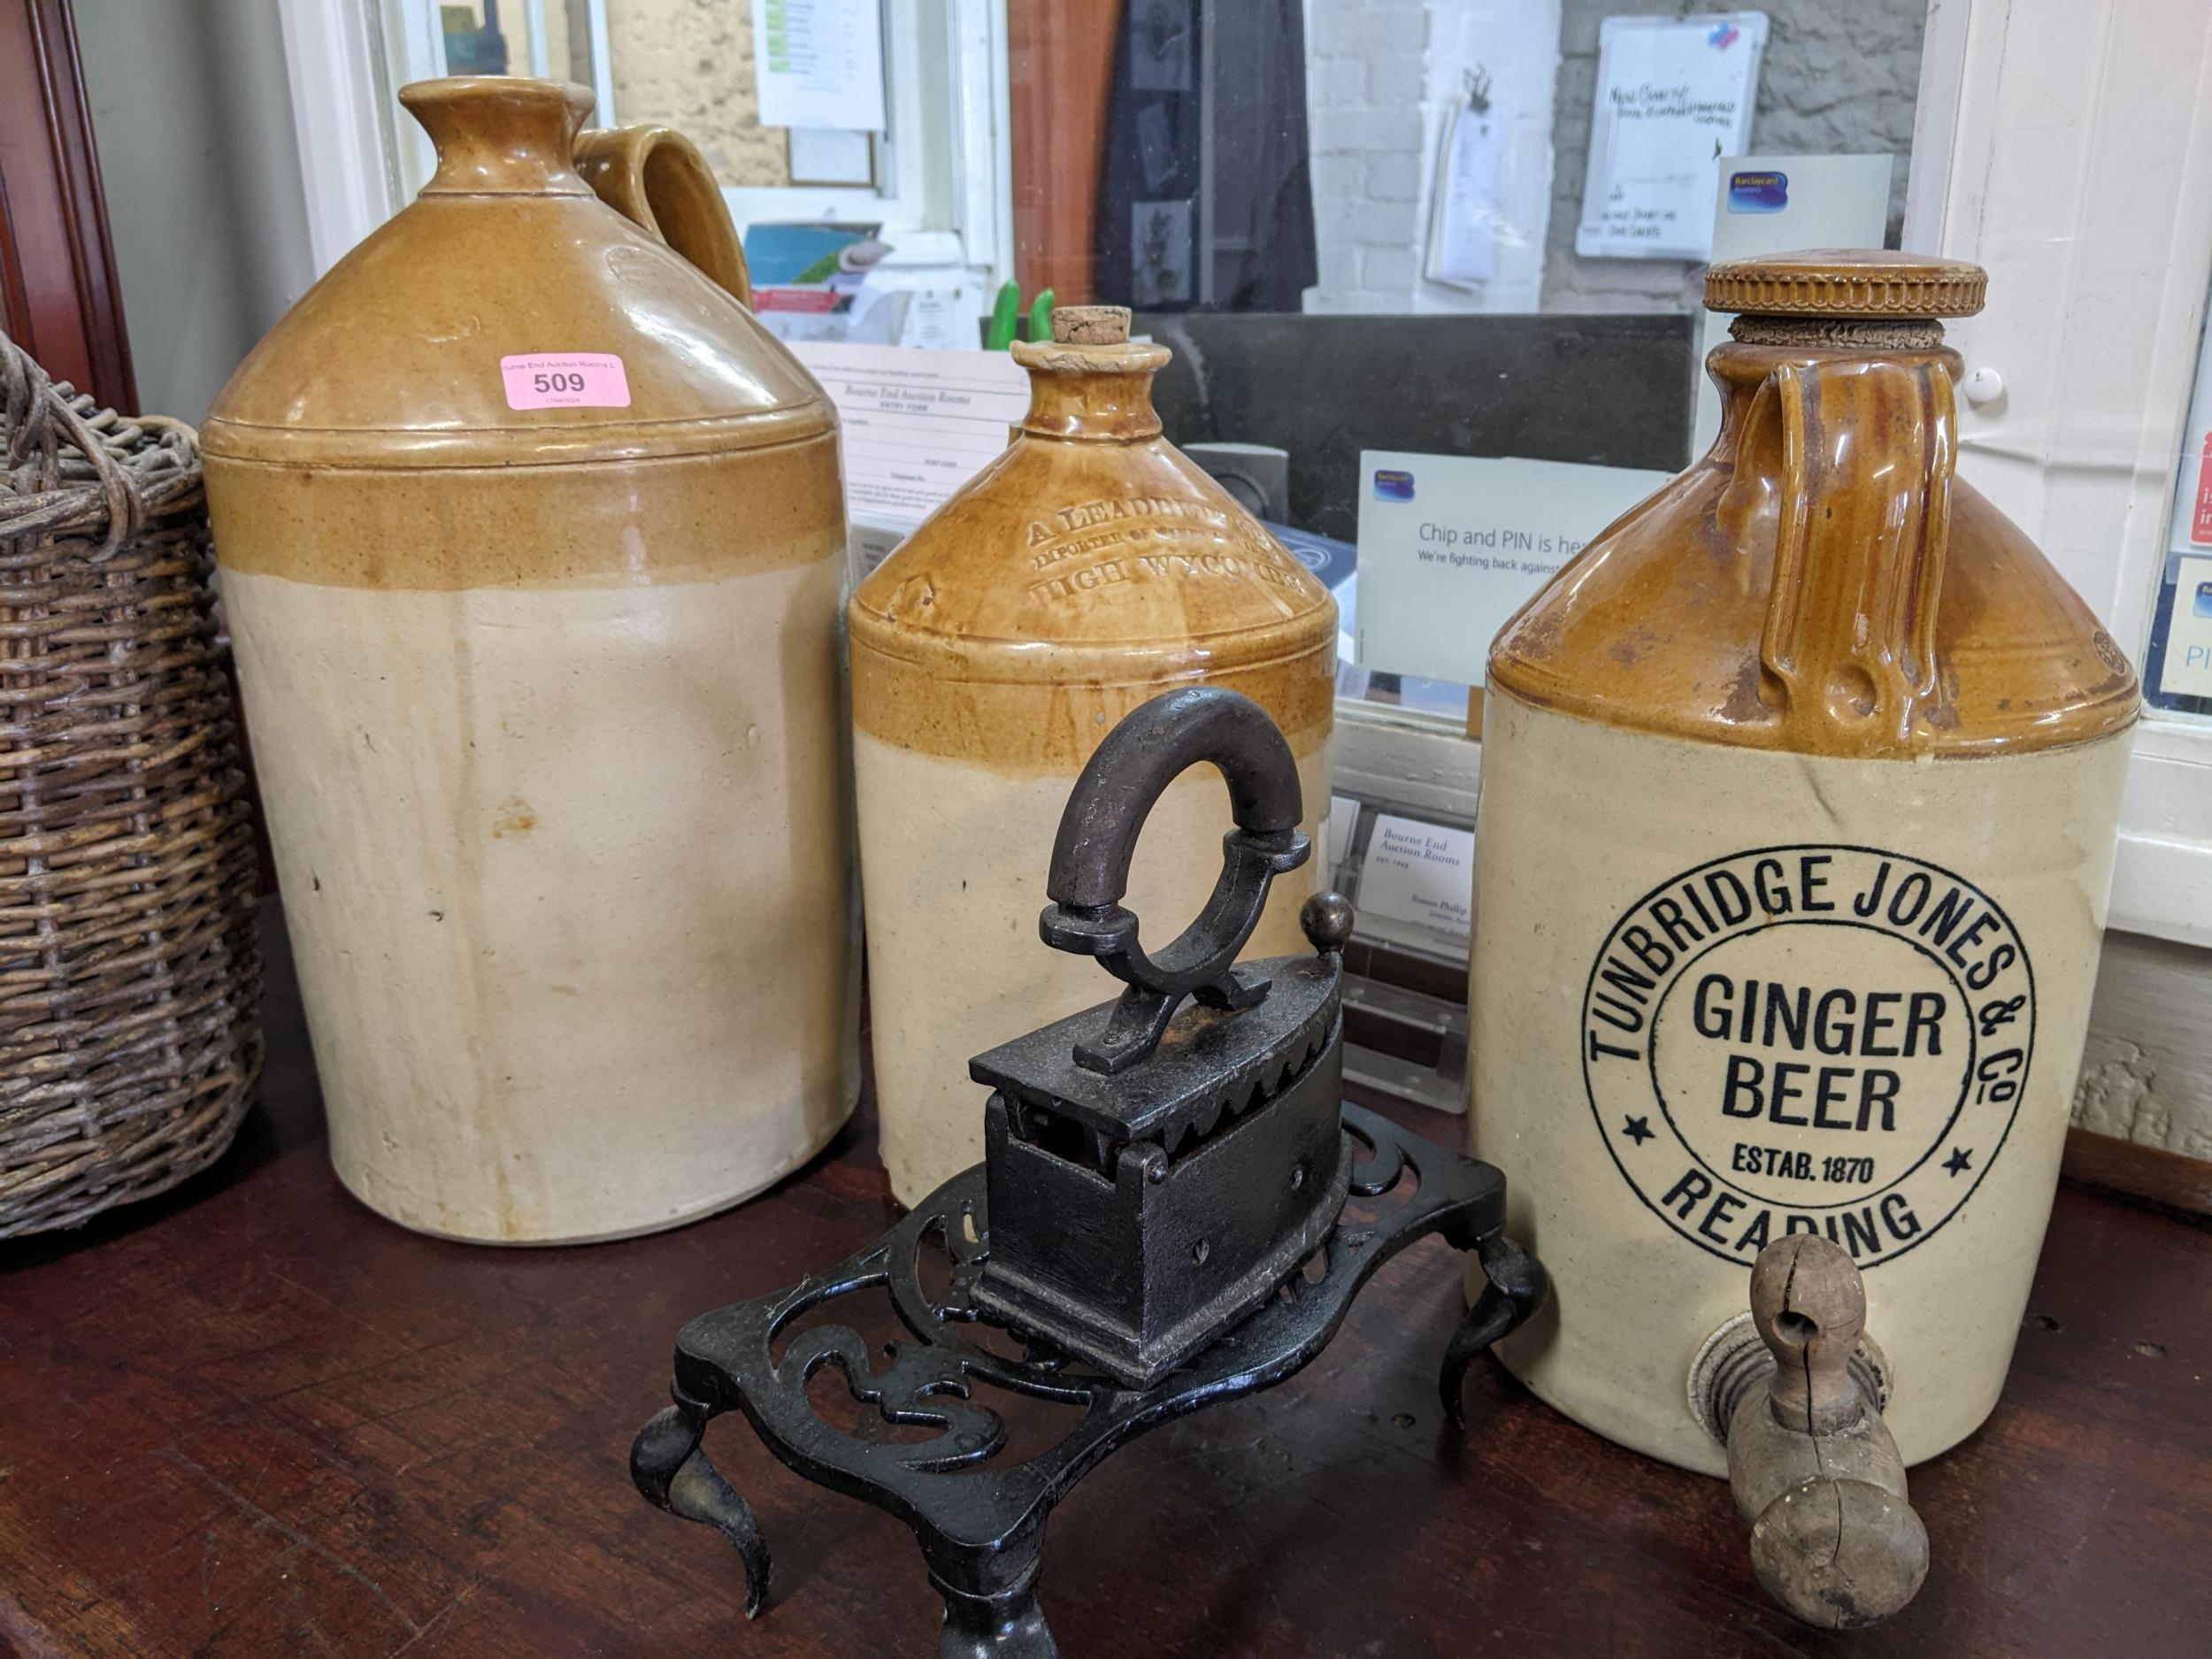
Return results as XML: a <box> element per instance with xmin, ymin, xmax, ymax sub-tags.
<box><xmin>1704</xmin><ymin>250</ymin><xmax>1986</xmax><ymax>319</ymax></box>
<box><xmin>1051</xmin><ymin>306</ymin><xmax>1132</xmax><ymax>345</ymax></box>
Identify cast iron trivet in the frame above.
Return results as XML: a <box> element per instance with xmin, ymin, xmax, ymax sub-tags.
<box><xmin>630</xmin><ymin>686</ymin><xmax>1545</xmax><ymax>1656</ymax></box>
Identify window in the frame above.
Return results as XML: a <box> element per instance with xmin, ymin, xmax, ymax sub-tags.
<box><xmin>277</xmin><ymin>0</ymin><xmax>1010</xmax><ymax>280</ymax></box>
<box><xmin>271</xmin><ymin>0</ymin><xmax>2212</xmax><ymax>953</ymax></box>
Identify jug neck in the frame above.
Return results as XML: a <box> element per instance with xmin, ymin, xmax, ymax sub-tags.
<box><xmin>1704</xmin><ymin>315</ymin><xmax>1968</xmax><ymax>753</ymax></box>
<box><xmin>1705</xmin><ymin>321</ymin><xmax>1963</xmax><ymax>455</ymax></box>
<box><xmin>401</xmin><ymin>77</ymin><xmax>595</xmax><ymax>197</ymax></box>
<box><xmin>1011</xmin><ymin>340</ymin><xmax>1172</xmax><ymax>443</ymax></box>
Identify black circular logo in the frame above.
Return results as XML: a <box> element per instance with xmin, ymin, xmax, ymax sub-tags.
<box><xmin>1580</xmin><ymin>845</ymin><xmax>2035</xmax><ymax>1269</ymax></box>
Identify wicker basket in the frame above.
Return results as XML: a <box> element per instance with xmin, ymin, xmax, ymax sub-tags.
<box><xmin>0</xmin><ymin>334</ymin><xmax>263</xmax><ymax>1237</ymax></box>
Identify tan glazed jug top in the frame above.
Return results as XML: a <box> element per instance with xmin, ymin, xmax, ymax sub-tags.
<box><xmin>848</xmin><ymin>305</ymin><xmax>1336</xmax><ymax>772</ymax></box>
<box><xmin>1489</xmin><ymin>250</ymin><xmax>2139</xmax><ymax>758</ymax></box>
<box><xmin>203</xmin><ymin>76</ymin><xmax>832</xmax><ymax>551</ymax></box>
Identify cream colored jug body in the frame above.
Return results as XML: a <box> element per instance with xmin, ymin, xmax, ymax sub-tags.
<box><xmin>204</xmin><ymin>80</ymin><xmax>856</xmax><ymax>1242</ymax></box>
<box><xmin>1472</xmin><ymin>693</ymin><xmax>2128</xmax><ymax>1471</ymax></box>
<box><xmin>1467</xmin><ymin>252</ymin><xmax>2138</xmax><ymax>1470</ymax></box>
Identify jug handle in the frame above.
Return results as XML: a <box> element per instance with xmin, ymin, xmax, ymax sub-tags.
<box><xmin>573</xmin><ymin>126</ymin><xmax>753</xmax><ymax>307</ymax></box>
<box><xmin>1756</xmin><ymin>357</ymin><xmax>1955</xmax><ymax>751</ymax></box>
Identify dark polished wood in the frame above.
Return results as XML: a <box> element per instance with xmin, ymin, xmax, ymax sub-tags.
<box><xmin>2063</xmin><ymin>1122</ymin><xmax>2212</xmax><ymax>1220</ymax></box>
<box><xmin>1007</xmin><ymin>0</ymin><xmax>1122</xmax><ymax>306</ymax></box>
<box><xmin>2</xmin><ymin>903</ymin><xmax>2207</xmax><ymax>1656</ymax></box>
<box><xmin>0</xmin><ymin>0</ymin><xmax>135</xmax><ymax>411</ymax></box>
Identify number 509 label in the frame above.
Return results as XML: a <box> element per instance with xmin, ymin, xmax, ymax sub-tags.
<box><xmin>500</xmin><ymin>352</ymin><xmax>631</xmax><ymax>411</ymax></box>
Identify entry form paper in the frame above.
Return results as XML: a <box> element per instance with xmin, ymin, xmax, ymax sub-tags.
<box><xmin>790</xmin><ymin>342</ymin><xmax>1027</xmax><ymax>528</ymax></box>
<box><xmin>749</xmin><ymin>0</ymin><xmax>887</xmax><ymax>132</ymax></box>
<box><xmin>1354</xmin><ymin>452</ymin><xmax>1673</xmax><ymax>687</ymax></box>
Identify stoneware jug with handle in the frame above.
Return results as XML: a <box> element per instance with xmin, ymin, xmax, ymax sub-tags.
<box><xmin>1469</xmin><ymin>251</ymin><xmax>2137</xmax><ymax>1474</ymax></box>
<box><xmin>203</xmin><ymin>78</ymin><xmax>856</xmax><ymax>1244</ymax></box>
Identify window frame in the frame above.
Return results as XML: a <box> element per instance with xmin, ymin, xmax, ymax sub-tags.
<box><xmin>1907</xmin><ymin>0</ymin><xmax>2212</xmax><ymax>947</ymax></box>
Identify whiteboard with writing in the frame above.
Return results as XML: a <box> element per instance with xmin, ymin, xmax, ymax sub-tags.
<box><xmin>1576</xmin><ymin>12</ymin><xmax>1768</xmax><ymax>260</ymax></box>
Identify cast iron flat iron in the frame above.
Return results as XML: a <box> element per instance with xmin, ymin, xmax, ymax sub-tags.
<box><xmin>968</xmin><ymin>685</ymin><xmax>1352</xmax><ymax>1386</ymax></box>
<box><xmin>629</xmin><ymin>686</ymin><xmax>1547</xmax><ymax>1657</ymax></box>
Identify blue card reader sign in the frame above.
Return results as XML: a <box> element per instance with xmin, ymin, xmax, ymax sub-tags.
<box><xmin>2155</xmin><ymin>554</ymin><xmax>2212</xmax><ymax>700</ymax></box>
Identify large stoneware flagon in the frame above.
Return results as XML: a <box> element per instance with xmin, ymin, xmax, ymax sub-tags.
<box><xmin>202</xmin><ymin>79</ymin><xmax>856</xmax><ymax>1244</ymax></box>
<box><xmin>1468</xmin><ymin>250</ymin><xmax>2138</xmax><ymax>1476</ymax></box>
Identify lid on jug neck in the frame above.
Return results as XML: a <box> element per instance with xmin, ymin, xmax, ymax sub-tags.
<box><xmin>401</xmin><ymin>77</ymin><xmax>596</xmax><ymax>196</ymax></box>
<box><xmin>1708</xmin><ymin>250</ymin><xmax>1986</xmax><ymax>349</ymax></box>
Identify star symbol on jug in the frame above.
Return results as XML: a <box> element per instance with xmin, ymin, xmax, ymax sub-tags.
<box><xmin>1944</xmin><ymin>1146</ymin><xmax>1974</xmax><ymax>1177</ymax></box>
<box><xmin>1622</xmin><ymin>1115</ymin><xmax>1654</xmax><ymax>1146</ymax></box>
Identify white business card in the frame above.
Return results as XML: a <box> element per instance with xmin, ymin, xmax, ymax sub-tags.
<box><xmin>1357</xmin><ymin>813</ymin><xmax>1475</xmax><ymax>949</ymax></box>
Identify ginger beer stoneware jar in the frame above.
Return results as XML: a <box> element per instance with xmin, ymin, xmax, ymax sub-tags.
<box><xmin>849</xmin><ymin>306</ymin><xmax>1336</xmax><ymax>1206</ymax></box>
<box><xmin>1468</xmin><ymin>251</ymin><xmax>2138</xmax><ymax>1473</ymax></box>
<box><xmin>202</xmin><ymin>79</ymin><xmax>856</xmax><ymax>1243</ymax></box>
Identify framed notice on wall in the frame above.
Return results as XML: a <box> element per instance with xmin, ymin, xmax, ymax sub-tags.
<box><xmin>1575</xmin><ymin>12</ymin><xmax>1769</xmax><ymax>261</ymax></box>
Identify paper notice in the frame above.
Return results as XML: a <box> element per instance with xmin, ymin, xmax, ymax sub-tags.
<box><xmin>1325</xmin><ymin>795</ymin><xmax>1360</xmax><ymax>872</ymax></box>
<box><xmin>1353</xmin><ymin>451</ymin><xmax>1672</xmax><ymax>687</ymax></box>
<box><xmin>750</xmin><ymin>0</ymin><xmax>887</xmax><ymax>133</ymax></box>
<box><xmin>1428</xmin><ymin>103</ymin><xmax>1502</xmax><ymax>287</ymax></box>
<box><xmin>789</xmin><ymin>341</ymin><xmax>1028</xmax><ymax>526</ymax></box>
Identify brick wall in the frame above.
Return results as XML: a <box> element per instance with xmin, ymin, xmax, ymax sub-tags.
<box><xmin>603</xmin><ymin>0</ymin><xmax>790</xmax><ymax>186</ymax></box>
<box><xmin>1305</xmin><ymin>0</ymin><xmax>1432</xmax><ymax>312</ymax></box>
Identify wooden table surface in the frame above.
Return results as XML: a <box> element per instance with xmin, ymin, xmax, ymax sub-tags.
<box><xmin>4</xmin><ymin>907</ymin><xmax>2208</xmax><ymax>1658</ymax></box>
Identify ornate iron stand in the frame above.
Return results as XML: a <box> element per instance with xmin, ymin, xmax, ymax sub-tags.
<box><xmin>630</xmin><ymin>687</ymin><xmax>1546</xmax><ymax>1656</ymax></box>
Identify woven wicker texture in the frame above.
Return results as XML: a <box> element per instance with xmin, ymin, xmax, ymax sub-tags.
<box><xmin>0</xmin><ymin>334</ymin><xmax>262</xmax><ymax>1237</ymax></box>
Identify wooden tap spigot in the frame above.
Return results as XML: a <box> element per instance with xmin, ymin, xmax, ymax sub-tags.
<box><xmin>1715</xmin><ymin>1235</ymin><xmax>1929</xmax><ymax>1629</ymax></box>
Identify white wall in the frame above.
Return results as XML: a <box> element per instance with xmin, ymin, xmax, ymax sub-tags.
<box><xmin>1304</xmin><ymin>0</ymin><xmax>1558</xmax><ymax>314</ymax></box>
<box><xmin>74</xmin><ymin>0</ymin><xmax>317</xmax><ymax>423</ymax></box>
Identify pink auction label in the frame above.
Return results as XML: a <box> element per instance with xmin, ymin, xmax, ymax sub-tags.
<box><xmin>499</xmin><ymin>352</ymin><xmax>631</xmax><ymax>411</ymax></box>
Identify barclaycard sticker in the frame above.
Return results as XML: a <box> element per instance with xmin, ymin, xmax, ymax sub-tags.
<box><xmin>1726</xmin><ymin>169</ymin><xmax>1789</xmax><ymax>213</ymax></box>
<box><xmin>500</xmin><ymin>352</ymin><xmax>632</xmax><ymax>411</ymax></box>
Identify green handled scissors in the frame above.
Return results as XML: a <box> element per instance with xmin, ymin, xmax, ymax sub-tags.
<box><xmin>986</xmin><ymin>280</ymin><xmax>1056</xmax><ymax>349</ymax></box>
